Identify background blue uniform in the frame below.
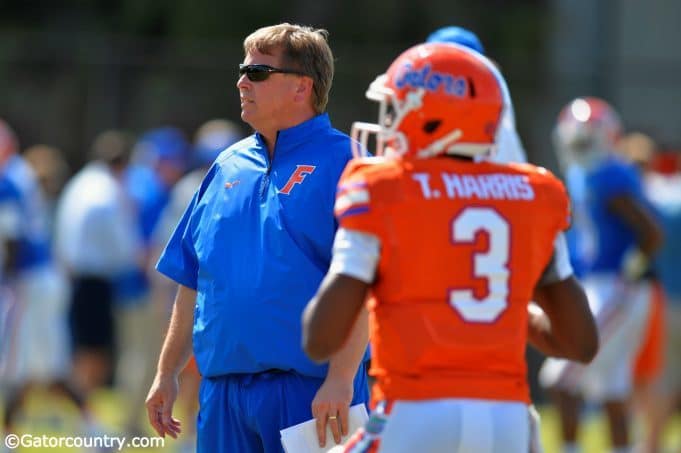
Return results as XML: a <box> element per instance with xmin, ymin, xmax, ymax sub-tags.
<box><xmin>0</xmin><ymin>155</ymin><xmax>52</xmax><ymax>272</ymax></box>
<box><xmin>586</xmin><ymin>156</ymin><xmax>651</xmax><ymax>274</ymax></box>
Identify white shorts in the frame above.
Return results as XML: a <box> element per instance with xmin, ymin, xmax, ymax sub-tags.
<box><xmin>539</xmin><ymin>274</ymin><xmax>652</xmax><ymax>401</ymax></box>
<box><xmin>346</xmin><ymin>399</ymin><xmax>534</xmax><ymax>453</ymax></box>
<box><xmin>0</xmin><ymin>265</ymin><xmax>70</xmax><ymax>384</ymax></box>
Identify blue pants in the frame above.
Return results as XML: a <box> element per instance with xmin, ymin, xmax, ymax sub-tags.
<box><xmin>196</xmin><ymin>363</ymin><xmax>369</xmax><ymax>453</ymax></box>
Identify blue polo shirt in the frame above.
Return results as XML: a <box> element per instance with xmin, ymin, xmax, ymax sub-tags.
<box><xmin>157</xmin><ymin>114</ymin><xmax>361</xmax><ymax>378</ymax></box>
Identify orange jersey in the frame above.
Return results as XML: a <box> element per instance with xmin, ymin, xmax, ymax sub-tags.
<box><xmin>335</xmin><ymin>156</ymin><xmax>570</xmax><ymax>403</ymax></box>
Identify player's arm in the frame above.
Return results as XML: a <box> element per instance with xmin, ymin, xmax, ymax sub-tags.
<box><xmin>304</xmin><ymin>162</ymin><xmax>379</xmax><ymax>446</ymax></box>
<box><xmin>303</xmin><ymin>228</ymin><xmax>378</xmax><ymax>362</ymax></box>
<box><xmin>146</xmin><ymin>284</ymin><xmax>195</xmax><ymax>438</ymax></box>
<box><xmin>304</xmin><ymin>271</ymin><xmax>368</xmax><ymax>371</ymax></box>
<box><xmin>527</xmin><ymin>233</ymin><xmax>598</xmax><ymax>363</ymax></box>
<box><xmin>607</xmin><ymin>194</ymin><xmax>663</xmax><ymax>278</ymax></box>
<box><xmin>608</xmin><ymin>195</ymin><xmax>662</xmax><ymax>255</ymax></box>
<box><xmin>304</xmin><ymin>228</ymin><xmax>377</xmax><ymax>445</ymax></box>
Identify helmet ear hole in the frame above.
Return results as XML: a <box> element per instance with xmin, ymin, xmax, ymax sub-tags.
<box><xmin>467</xmin><ymin>77</ymin><xmax>476</xmax><ymax>98</ymax></box>
<box><xmin>423</xmin><ymin>119</ymin><xmax>442</xmax><ymax>134</ymax></box>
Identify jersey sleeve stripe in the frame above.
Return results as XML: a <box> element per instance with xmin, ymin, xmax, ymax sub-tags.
<box><xmin>337</xmin><ymin>181</ymin><xmax>368</xmax><ymax>196</ymax></box>
<box><xmin>336</xmin><ymin>204</ymin><xmax>370</xmax><ymax>219</ymax></box>
<box><xmin>335</xmin><ymin>188</ymin><xmax>370</xmax><ymax>214</ymax></box>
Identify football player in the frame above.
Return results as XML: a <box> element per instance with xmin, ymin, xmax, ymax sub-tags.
<box><xmin>302</xmin><ymin>43</ymin><xmax>598</xmax><ymax>453</ymax></box>
<box><xmin>0</xmin><ymin>119</ymin><xmax>92</xmax><ymax>438</ymax></box>
<box><xmin>540</xmin><ymin>98</ymin><xmax>663</xmax><ymax>453</ymax></box>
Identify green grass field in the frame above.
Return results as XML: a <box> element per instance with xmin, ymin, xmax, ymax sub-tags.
<box><xmin>539</xmin><ymin>405</ymin><xmax>681</xmax><ymax>453</ymax></box>
<box><xmin>3</xmin><ymin>389</ymin><xmax>681</xmax><ymax>452</ymax></box>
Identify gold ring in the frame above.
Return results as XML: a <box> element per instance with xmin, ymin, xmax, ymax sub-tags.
<box><xmin>328</xmin><ymin>415</ymin><xmax>338</xmax><ymax>420</ymax></box>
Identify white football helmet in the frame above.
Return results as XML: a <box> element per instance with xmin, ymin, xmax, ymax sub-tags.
<box><xmin>553</xmin><ymin>97</ymin><xmax>622</xmax><ymax>170</ymax></box>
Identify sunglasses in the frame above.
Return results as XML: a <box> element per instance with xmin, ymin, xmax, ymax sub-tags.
<box><xmin>238</xmin><ymin>64</ymin><xmax>307</xmax><ymax>82</ymax></box>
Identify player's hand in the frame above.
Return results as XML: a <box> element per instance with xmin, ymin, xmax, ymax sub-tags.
<box><xmin>621</xmin><ymin>247</ymin><xmax>650</xmax><ymax>281</ymax></box>
<box><xmin>145</xmin><ymin>372</ymin><xmax>182</xmax><ymax>439</ymax></box>
<box><xmin>311</xmin><ymin>375</ymin><xmax>353</xmax><ymax>448</ymax></box>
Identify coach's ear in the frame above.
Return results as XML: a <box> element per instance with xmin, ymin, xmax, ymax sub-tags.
<box><xmin>293</xmin><ymin>75</ymin><xmax>314</xmax><ymax>105</ymax></box>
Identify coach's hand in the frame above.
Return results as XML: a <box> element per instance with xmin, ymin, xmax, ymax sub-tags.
<box><xmin>311</xmin><ymin>375</ymin><xmax>353</xmax><ymax>447</ymax></box>
<box><xmin>145</xmin><ymin>372</ymin><xmax>182</xmax><ymax>439</ymax></box>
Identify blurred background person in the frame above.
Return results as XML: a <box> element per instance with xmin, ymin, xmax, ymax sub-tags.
<box><xmin>426</xmin><ymin>25</ymin><xmax>528</xmax><ymax>164</ymax></box>
<box><xmin>150</xmin><ymin>119</ymin><xmax>243</xmax><ymax>268</ymax></box>
<box><xmin>147</xmin><ymin>118</ymin><xmax>243</xmax><ymax>451</ymax></box>
<box><xmin>22</xmin><ymin>144</ymin><xmax>70</xmax><ymax>234</ymax></box>
<box><xmin>617</xmin><ymin>132</ymin><xmax>665</xmax><ymax>452</ymax></box>
<box><xmin>125</xmin><ymin>127</ymin><xmax>190</xmax><ymax>249</ymax></box>
<box><xmin>54</xmin><ymin>130</ymin><xmax>142</xmax><ymax>399</ymax></box>
<box><xmin>645</xmin><ymin>150</ymin><xmax>681</xmax><ymax>453</ymax></box>
<box><xmin>619</xmin><ymin>132</ymin><xmax>681</xmax><ymax>453</ymax></box>
<box><xmin>114</xmin><ymin>126</ymin><xmax>191</xmax><ymax>438</ymax></box>
<box><xmin>540</xmin><ymin>98</ymin><xmax>663</xmax><ymax>453</ymax></box>
<box><xmin>0</xmin><ymin>119</ymin><xmax>85</xmax><ymax>438</ymax></box>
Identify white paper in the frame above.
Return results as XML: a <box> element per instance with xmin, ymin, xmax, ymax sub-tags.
<box><xmin>280</xmin><ymin>404</ymin><xmax>369</xmax><ymax>453</ymax></box>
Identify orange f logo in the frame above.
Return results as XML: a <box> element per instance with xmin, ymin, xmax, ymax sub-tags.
<box><xmin>279</xmin><ymin>165</ymin><xmax>316</xmax><ymax>195</ymax></box>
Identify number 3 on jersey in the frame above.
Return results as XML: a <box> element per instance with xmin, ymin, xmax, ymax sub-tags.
<box><xmin>449</xmin><ymin>207</ymin><xmax>510</xmax><ymax>323</ymax></box>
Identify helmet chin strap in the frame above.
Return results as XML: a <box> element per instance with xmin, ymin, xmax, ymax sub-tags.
<box><xmin>416</xmin><ymin>129</ymin><xmax>463</xmax><ymax>158</ymax></box>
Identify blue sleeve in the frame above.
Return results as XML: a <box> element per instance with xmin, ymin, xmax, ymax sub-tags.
<box><xmin>0</xmin><ymin>177</ymin><xmax>22</xmax><ymax>239</ymax></box>
<box><xmin>590</xmin><ymin>162</ymin><xmax>640</xmax><ymax>202</ymax></box>
<box><xmin>155</xmin><ymin>189</ymin><xmax>200</xmax><ymax>290</ymax></box>
<box><xmin>125</xmin><ymin>166</ymin><xmax>170</xmax><ymax>244</ymax></box>
<box><xmin>0</xmin><ymin>177</ymin><xmax>20</xmax><ymax>202</ymax></box>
